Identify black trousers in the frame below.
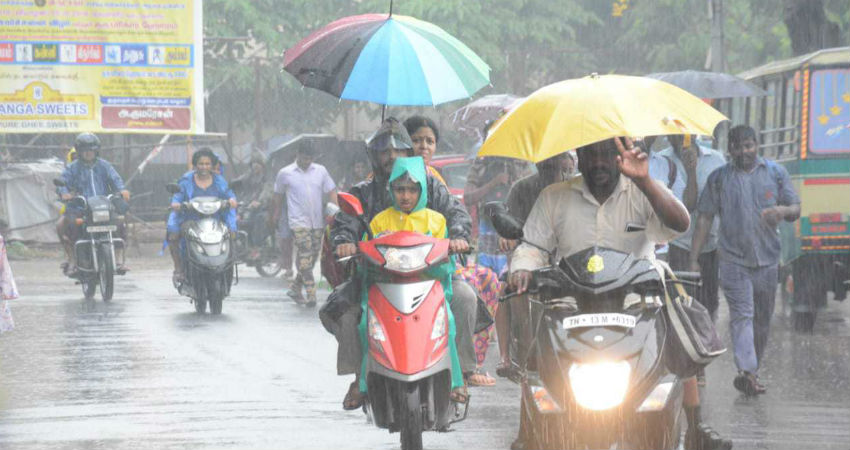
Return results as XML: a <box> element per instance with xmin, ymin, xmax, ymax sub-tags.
<box><xmin>668</xmin><ymin>246</ymin><xmax>720</xmax><ymax>318</ymax></box>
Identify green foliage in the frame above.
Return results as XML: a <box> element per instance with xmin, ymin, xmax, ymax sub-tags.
<box><xmin>203</xmin><ymin>0</ymin><xmax>850</xmax><ymax>138</ymax></box>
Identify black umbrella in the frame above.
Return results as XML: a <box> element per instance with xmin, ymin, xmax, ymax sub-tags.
<box><xmin>645</xmin><ymin>70</ymin><xmax>768</xmax><ymax>99</ymax></box>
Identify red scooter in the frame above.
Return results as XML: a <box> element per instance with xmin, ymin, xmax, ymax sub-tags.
<box><xmin>338</xmin><ymin>193</ymin><xmax>468</xmax><ymax>450</ymax></box>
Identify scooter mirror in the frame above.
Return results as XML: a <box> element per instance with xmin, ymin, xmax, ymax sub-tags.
<box><xmin>483</xmin><ymin>201</ymin><xmax>524</xmax><ymax>240</ymax></box>
<box><xmin>338</xmin><ymin>192</ymin><xmax>365</xmax><ymax>217</ymax></box>
<box><xmin>52</xmin><ymin>178</ymin><xmax>66</xmax><ymax>187</ymax></box>
<box><xmin>165</xmin><ymin>183</ymin><xmax>181</xmax><ymax>194</ymax></box>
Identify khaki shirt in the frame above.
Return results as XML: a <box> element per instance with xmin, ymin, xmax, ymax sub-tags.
<box><xmin>511</xmin><ymin>175</ymin><xmax>682</xmax><ymax>272</ymax></box>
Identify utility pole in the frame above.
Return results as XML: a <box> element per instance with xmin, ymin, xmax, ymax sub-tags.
<box><xmin>709</xmin><ymin>0</ymin><xmax>726</xmax><ymax>72</ymax></box>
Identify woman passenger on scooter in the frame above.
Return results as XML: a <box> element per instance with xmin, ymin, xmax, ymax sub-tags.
<box><xmin>356</xmin><ymin>156</ymin><xmax>466</xmax><ymax>402</ymax></box>
<box><xmin>167</xmin><ymin>149</ymin><xmax>238</xmax><ymax>283</ymax></box>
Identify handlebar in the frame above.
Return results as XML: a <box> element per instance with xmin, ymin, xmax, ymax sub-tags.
<box><xmin>335</xmin><ymin>245</ymin><xmax>476</xmax><ymax>263</ymax></box>
<box><xmin>667</xmin><ymin>270</ymin><xmax>702</xmax><ymax>288</ymax></box>
<box><xmin>672</xmin><ymin>271</ymin><xmax>701</xmax><ymax>281</ymax></box>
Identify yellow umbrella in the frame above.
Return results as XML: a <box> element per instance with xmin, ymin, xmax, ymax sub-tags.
<box><xmin>478</xmin><ymin>74</ymin><xmax>729</xmax><ymax>163</ymax></box>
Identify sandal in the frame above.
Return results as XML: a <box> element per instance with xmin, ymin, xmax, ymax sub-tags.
<box><xmin>465</xmin><ymin>369</ymin><xmax>496</xmax><ymax>387</ymax></box>
<box><xmin>342</xmin><ymin>381</ymin><xmax>365</xmax><ymax>411</ymax></box>
<box><xmin>450</xmin><ymin>385</ymin><xmax>469</xmax><ymax>403</ymax></box>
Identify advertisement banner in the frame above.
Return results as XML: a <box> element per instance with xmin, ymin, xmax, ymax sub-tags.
<box><xmin>0</xmin><ymin>0</ymin><xmax>204</xmax><ymax>134</ymax></box>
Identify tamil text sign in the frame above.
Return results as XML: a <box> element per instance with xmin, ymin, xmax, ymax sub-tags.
<box><xmin>0</xmin><ymin>0</ymin><xmax>204</xmax><ymax>134</ymax></box>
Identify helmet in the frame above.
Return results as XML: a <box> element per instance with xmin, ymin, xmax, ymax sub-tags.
<box><xmin>365</xmin><ymin>118</ymin><xmax>413</xmax><ymax>174</ymax></box>
<box><xmin>74</xmin><ymin>132</ymin><xmax>101</xmax><ymax>154</ymax></box>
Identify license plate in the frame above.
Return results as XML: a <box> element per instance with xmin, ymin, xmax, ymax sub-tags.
<box><xmin>86</xmin><ymin>225</ymin><xmax>117</xmax><ymax>232</ymax></box>
<box><xmin>563</xmin><ymin>313</ymin><xmax>636</xmax><ymax>330</ymax></box>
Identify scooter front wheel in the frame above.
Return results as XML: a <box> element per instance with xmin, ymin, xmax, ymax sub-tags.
<box><xmin>208</xmin><ymin>276</ymin><xmax>224</xmax><ymax>315</ymax></box>
<box><xmin>400</xmin><ymin>383</ymin><xmax>423</xmax><ymax>450</ymax></box>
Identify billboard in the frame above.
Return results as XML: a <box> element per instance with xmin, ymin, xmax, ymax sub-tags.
<box><xmin>0</xmin><ymin>0</ymin><xmax>204</xmax><ymax>134</ymax></box>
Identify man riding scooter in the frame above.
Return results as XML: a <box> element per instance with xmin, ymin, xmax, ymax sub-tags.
<box><xmin>509</xmin><ymin>137</ymin><xmax>731</xmax><ymax>450</ymax></box>
<box><xmin>328</xmin><ymin>118</ymin><xmax>478</xmax><ymax>411</ymax></box>
<box><xmin>57</xmin><ymin>133</ymin><xmax>131</xmax><ymax>276</ymax></box>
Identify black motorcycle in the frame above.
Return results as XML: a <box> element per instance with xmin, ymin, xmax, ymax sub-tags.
<box><xmin>54</xmin><ymin>179</ymin><xmax>125</xmax><ymax>301</ymax></box>
<box><xmin>235</xmin><ymin>204</ymin><xmax>281</xmax><ymax>278</ymax></box>
<box><xmin>166</xmin><ymin>184</ymin><xmax>235</xmax><ymax>314</ymax></box>
<box><xmin>491</xmin><ymin>205</ymin><xmax>688</xmax><ymax>450</ymax></box>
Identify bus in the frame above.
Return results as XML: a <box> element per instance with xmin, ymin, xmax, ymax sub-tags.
<box><xmin>717</xmin><ymin>46</ymin><xmax>849</xmax><ymax>331</ymax></box>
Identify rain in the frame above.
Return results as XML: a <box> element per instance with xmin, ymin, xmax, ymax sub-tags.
<box><xmin>1</xmin><ymin>1</ymin><xmax>850</xmax><ymax>450</ymax></box>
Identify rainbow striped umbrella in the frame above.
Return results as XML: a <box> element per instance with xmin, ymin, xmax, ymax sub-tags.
<box><xmin>283</xmin><ymin>13</ymin><xmax>490</xmax><ymax>106</ymax></box>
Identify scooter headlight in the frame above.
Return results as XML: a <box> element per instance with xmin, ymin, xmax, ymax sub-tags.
<box><xmin>377</xmin><ymin>244</ymin><xmax>432</xmax><ymax>273</ymax></box>
<box><xmin>191</xmin><ymin>200</ymin><xmax>222</xmax><ymax>215</ymax></box>
<box><xmin>568</xmin><ymin>361</ymin><xmax>631</xmax><ymax>411</ymax></box>
<box><xmin>368</xmin><ymin>309</ymin><xmax>386</xmax><ymax>342</ymax></box>
<box><xmin>430</xmin><ymin>304</ymin><xmax>447</xmax><ymax>340</ymax></box>
<box><xmin>199</xmin><ymin>229</ymin><xmax>224</xmax><ymax>244</ymax></box>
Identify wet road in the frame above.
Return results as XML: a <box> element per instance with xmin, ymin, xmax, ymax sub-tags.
<box><xmin>1</xmin><ymin>249</ymin><xmax>849</xmax><ymax>449</ymax></box>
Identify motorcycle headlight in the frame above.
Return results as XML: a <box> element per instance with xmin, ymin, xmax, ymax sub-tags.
<box><xmin>91</xmin><ymin>210</ymin><xmax>110</xmax><ymax>223</ymax></box>
<box><xmin>568</xmin><ymin>361</ymin><xmax>631</xmax><ymax>411</ymax></box>
<box><xmin>377</xmin><ymin>244</ymin><xmax>432</xmax><ymax>273</ymax></box>
<box><xmin>368</xmin><ymin>309</ymin><xmax>386</xmax><ymax>342</ymax></box>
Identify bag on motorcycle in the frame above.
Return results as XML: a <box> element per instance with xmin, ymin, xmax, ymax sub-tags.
<box><xmin>320</xmin><ymin>226</ymin><xmax>349</xmax><ymax>289</ymax></box>
<box><xmin>663</xmin><ymin>276</ymin><xmax>726</xmax><ymax>378</ymax></box>
<box><xmin>319</xmin><ymin>276</ymin><xmax>361</xmax><ymax>334</ymax></box>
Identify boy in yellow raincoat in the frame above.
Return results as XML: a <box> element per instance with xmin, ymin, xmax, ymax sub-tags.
<box><xmin>359</xmin><ymin>156</ymin><xmax>465</xmax><ymax>400</ymax></box>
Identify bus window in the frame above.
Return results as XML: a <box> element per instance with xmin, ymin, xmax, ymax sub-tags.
<box><xmin>809</xmin><ymin>69</ymin><xmax>850</xmax><ymax>155</ymax></box>
<box><xmin>782</xmin><ymin>76</ymin><xmax>797</xmax><ymax>158</ymax></box>
<box><xmin>747</xmin><ymin>95</ymin><xmax>761</xmax><ymax>133</ymax></box>
<box><xmin>762</xmin><ymin>79</ymin><xmax>780</xmax><ymax>158</ymax></box>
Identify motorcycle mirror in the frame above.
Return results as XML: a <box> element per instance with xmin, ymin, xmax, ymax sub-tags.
<box><xmin>483</xmin><ymin>201</ymin><xmax>524</xmax><ymax>240</ymax></box>
<box><xmin>53</xmin><ymin>178</ymin><xmax>66</xmax><ymax>187</ymax></box>
<box><xmin>338</xmin><ymin>192</ymin><xmax>365</xmax><ymax>218</ymax></box>
<box><xmin>165</xmin><ymin>183</ymin><xmax>181</xmax><ymax>194</ymax></box>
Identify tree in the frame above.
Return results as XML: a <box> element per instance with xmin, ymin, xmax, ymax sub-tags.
<box><xmin>201</xmin><ymin>0</ymin><xmax>850</xmax><ymax>146</ymax></box>
<box><xmin>783</xmin><ymin>0</ymin><xmax>842</xmax><ymax>56</ymax></box>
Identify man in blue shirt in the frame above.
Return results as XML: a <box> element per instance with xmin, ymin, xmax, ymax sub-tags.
<box><xmin>649</xmin><ymin>135</ymin><xmax>727</xmax><ymax>318</ymax></box>
<box><xmin>691</xmin><ymin>125</ymin><xmax>801</xmax><ymax>396</ymax></box>
<box><xmin>58</xmin><ymin>133</ymin><xmax>130</xmax><ymax>275</ymax></box>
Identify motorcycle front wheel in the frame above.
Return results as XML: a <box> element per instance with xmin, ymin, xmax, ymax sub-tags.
<box><xmin>98</xmin><ymin>244</ymin><xmax>115</xmax><ymax>301</ymax></box>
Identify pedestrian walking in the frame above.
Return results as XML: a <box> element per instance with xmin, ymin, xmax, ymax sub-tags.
<box><xmin>271</xmin><ymin>142</ymin><xmax>338</xmax><ymax>306</ymax></box>
<box><xmin>0</xmin><ymin>232</ymin><xmax>19</xmax><ymax>334</ymax></box>
<box><xmin>464</xmin><ymin>156</ymin><xmax>527</xmax><ymax>276</ymax></box>
<box><xmin>691</xmin><ymin>125</ymin><xmax>801</xmax><ymax>396</ymax></box>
